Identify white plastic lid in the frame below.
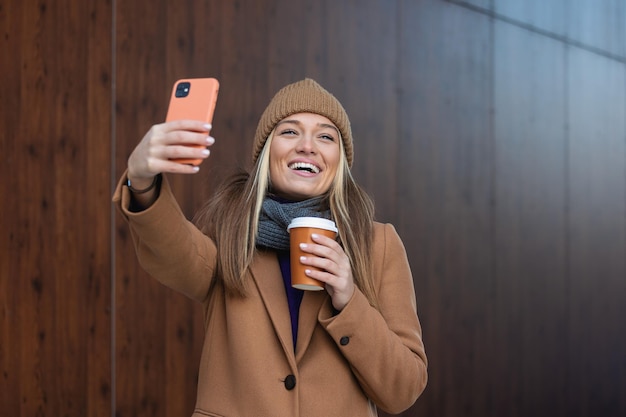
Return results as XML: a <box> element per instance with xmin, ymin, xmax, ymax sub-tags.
<box><xmin>287</xmin><ymin>217</ymin><xmax>338</xmax><ymax>233</ymax></box>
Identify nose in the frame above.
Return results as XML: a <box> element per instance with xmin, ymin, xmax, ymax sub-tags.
<box><xmin>295</xmin><ymin>134</ymin><xmax>317</xmax><ymax>154</ymax></box>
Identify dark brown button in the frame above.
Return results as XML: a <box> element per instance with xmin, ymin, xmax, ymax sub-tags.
<box><xmin>340</xmin><ymin>336</ymin><xmax>350</xmax><ymax>346</ymax></box>
<box><xmin>284</xmin><ymin>374</ymin><xmax>296</xmax><ymax>390</ymax></box>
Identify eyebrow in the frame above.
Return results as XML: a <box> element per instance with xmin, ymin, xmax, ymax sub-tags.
<box><xmin>277</xmin><ymin>119</ymin><xmax>340</xmax><ymax>134</ymax></box>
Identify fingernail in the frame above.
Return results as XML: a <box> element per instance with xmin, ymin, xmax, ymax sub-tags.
<box><xmin>201</xmin><ymin>149</ymin><xmax>210</xmax><ymax>156</ymax></box>
<box><xmin>192</xmin><ymin>166</ymin><xmax>200</xmax><ymax>172</ymax></box>
<box><xmin>300</xmin><ymin>256</ymin><xmax>306</xmax><ymax>262</ymax></box>
<box><xmin>311</xmin><ymin>233</ymin><xmax>319</xmax><ymax>239</ymax></box>
<box><xmin>299</xmin><ymin>243</ymin><xmax>307</xmax><ymax>249</ymax></box>
<box><xmin>203</xmin><ymin>123</ymin><xmax>212</xmax><ymax>130</ymax></box>
<box><xmin>206</xmin><ymin>136</ymin><xmax>215</xmax><ymax>145</ymax></box>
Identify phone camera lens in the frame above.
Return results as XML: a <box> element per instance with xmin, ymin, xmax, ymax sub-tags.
<box><xmin>175</xmin><ymin>82</ymin><xmax>191</xmax><ymax>98</ymax></box>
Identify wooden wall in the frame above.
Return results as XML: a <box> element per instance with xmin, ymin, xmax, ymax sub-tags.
<box><xmin>0</xmin><ymin>0</ymin><xmax>112</xmax><ymax>415</ymax></box>
<box><xmin>1</xmin><ymin>0</ymin><xmax>624</xmax><ymax>416</ymax></box>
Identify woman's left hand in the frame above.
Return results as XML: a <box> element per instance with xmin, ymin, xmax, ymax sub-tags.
<box><xmin>299</xmin><ymin>233</ymin><xmax>355</xmax><ymax>311</ymax></box>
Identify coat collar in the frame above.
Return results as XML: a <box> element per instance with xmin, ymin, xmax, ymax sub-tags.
<box><xmin>249</xmin><ymin>249</ymin><xmax>328</xmax><ymax>364</ymax></box>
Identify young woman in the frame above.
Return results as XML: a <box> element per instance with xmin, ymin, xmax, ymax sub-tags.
<box><xmin>113</xmin><ymin>78</ymin><xmax>427</xmax><ymax>416</ymax></box>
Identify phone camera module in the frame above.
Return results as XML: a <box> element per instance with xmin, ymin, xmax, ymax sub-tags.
<box><xmin>175</xmin><ymin>82</ymin><xmax>191</xmax><ymax>98</ymax></box>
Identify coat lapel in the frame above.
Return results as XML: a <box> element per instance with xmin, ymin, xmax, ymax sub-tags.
<box><xmin>295</xmin><ymin>289</ymin><xmax>329</xmax><ymax>361</ymax></box>
<box><xmin>249</xmin><ymin>250</ymin><xmax>331</xmax><ymax>364</ymax></box>
<box><xmin>249</xmin><ymin>250</ymin><xmax>295</xmax><ymax>362</ymax></box>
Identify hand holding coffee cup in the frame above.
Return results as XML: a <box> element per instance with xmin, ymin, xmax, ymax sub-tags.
<box><xmin>287</xmin><ymin>217</ymin><xmax>338</xmax><ymax>291</ymax></box>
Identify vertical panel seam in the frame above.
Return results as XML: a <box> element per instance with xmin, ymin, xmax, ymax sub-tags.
<box><xmin>563</xmin><ymin>42</ymin><xmax>571</xmax><ymax>399</ymax></box>
<box><xmin>620</xmin><ymin>0</ymin><xmax>626</xmax><ymax>308</ymax></box>
<box><xmin>488</xmin><ymin>3</ymin><xmax>497</xmax><ymax>376</ymax></box>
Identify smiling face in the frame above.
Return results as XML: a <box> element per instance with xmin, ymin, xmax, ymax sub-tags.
<box><xmin>268</xmin><ymin>112</ymin><xmax>341</xmax><ymax>201</ymax></box>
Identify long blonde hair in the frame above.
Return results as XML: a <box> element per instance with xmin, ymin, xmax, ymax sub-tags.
<box><xmin>194</xmin><ymin>131</ymin><xmax>378</xmax><ymax>308</ymax></box>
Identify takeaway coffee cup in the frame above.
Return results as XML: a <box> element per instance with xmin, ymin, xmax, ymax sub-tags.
<box><xmin>287</xmin><ymin>217</ymin><xmax>338</xmax><ymax>291</ymax></box>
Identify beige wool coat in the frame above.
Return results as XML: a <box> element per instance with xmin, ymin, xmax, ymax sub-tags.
<box><xmin>113</xmin><ymin>175</ymin><xmax>427</xmax><ymax>417</ymax></box>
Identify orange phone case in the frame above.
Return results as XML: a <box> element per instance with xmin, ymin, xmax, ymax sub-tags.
<box><xmin>165</xmin><ymin>77</ymin><xmax>219</xmax><ymax>165</ymax></box>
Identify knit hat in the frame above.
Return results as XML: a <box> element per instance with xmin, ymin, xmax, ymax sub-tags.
<box><xmin>252</xmin><ymin>78</ymin><xmax>353</xmax><ymax>167</ymax></box>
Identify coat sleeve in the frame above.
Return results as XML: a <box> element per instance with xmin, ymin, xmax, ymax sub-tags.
<box><xmin>318</xmin><ymin>222</ymin><xmax>428</xmax><ymax>414</ymax></box>
<box><xmin>112</xmin><ymin>172</ymin><xmax>217</xmax><ymax>302</ymax></box>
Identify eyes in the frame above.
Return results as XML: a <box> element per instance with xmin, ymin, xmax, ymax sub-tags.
<box><xmin>278</xmin><ymin>128</ymin><xmax>336</xmax><ymax>142</ymax></box>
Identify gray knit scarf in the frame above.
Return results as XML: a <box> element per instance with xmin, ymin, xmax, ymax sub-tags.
<box><xmin>257</xmin><ymin>196</ymin><xmax>331</xmax><ymax>250</ymax></box>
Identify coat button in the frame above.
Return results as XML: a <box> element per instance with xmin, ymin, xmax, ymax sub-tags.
<box><xmin>284</xmin><ymin>374</ymin><xmax>296</xmax><ymax>390</ymax></box>
<box><xmin>340</xmin><ymin>336</ymin><xmax>350</xmax><ymax>346</ymax></box>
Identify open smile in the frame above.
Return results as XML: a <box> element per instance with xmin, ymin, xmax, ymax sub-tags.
<box><xmin>288</xmin><ymin>162</ymin><xmax>321</xmax><ymax>174</ymax></box>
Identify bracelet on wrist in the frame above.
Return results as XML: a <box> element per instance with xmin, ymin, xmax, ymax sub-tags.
<box><xmin>126</xmin><ymin>175</ymin><xmax>159</xmax><ymax>194</ymax></box>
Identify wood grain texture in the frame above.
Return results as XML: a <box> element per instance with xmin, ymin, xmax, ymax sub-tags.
<box><xmin>0</xmin><ymin>0</ymin><xmax>112</xmax><ymax>415</ymax></box>
<box><xmin>324</xmin><ymin>0</ymin><xmax>400</xmax><ymax>222</ymax></box>
<box><xmin>395</xmin><ymin>1</ymin><xmax>494</xmax><ymax>415</ymax></box>
<box><xmin>113</xmin><ymin>1</ymin><xmax>203</xmax><ymax>416</ymax></box>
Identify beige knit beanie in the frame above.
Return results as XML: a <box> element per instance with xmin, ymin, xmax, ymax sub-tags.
<box><xmin>252</xmin><ymin>78</ymin><xmax>353</xmax><ymax>167</ymax></box>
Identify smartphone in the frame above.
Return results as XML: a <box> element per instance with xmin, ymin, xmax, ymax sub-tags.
<box><xmin>165</xmin><ymin>77</ymin><xmax>219</xmax><ymax>165</ymax></box>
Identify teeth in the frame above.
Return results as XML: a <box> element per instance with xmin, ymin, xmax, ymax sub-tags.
<box><xmin>289</xmin><ymin>162</ymin><xmax>320</xmax><ymax>174</ymax></box>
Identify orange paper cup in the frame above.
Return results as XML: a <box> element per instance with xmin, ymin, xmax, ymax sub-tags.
<box><xmin>287</xmin><ymin>217</ymin><xmax>338</xmax><ymax>291</ymax></box>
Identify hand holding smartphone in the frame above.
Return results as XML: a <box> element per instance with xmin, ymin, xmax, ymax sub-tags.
<box><xmin>165</xmin><ymin>78</ymin><xmax>219</xmax><ymax>165</ymax></box>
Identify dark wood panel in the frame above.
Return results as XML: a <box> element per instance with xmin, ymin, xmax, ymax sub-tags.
<box><xmin>204</xmin><ymin>0</ymin><xmax>271</xmax><ymax>188</ymax></box>
<box><xmin>265</xmin><ymin>1</ymin><xmax>327</xmax><ymax>84</ymax></box>
<box><xmin>114</xmin><ymin>1</ymin><xmax>200</xmax><ymax>416</ymax></box>
<box><xmin>0</xmin><ymin>0</ymin><xmax>23</xmax><ymax>413</ymax></box>
<box><xmin>84</xmin><ymin>0</ymin><xmax>116</xmax><ymax>407</ymax></box>
<box><xmin>567</xmin><ymin>49</ymin><xmax>626</xmax><ymax>417</ymax></box>
<box><xmin>323</xmin><ymin>0</ymin><xmax>400</xmax><ymax>222</ymax></box>
<box><xmin>0</xmin><ymin>0</ymin><xmax>113</xmax><ymax>415</ymax></box>
<box><xmin>396</xmin><ymin>1</ymin><xmax>493</xmax><ymax>416</ymax></box>
<box><xmin>493</xmin><ymin>22</ymin><xmax>568</xmax><ymax>416</ymax></box>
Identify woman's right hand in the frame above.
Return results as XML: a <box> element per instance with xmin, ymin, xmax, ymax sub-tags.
<box><xmin>127</xmin><ymin>120</ymin><xmax>215</xmax><ymax>186</ymax></box>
